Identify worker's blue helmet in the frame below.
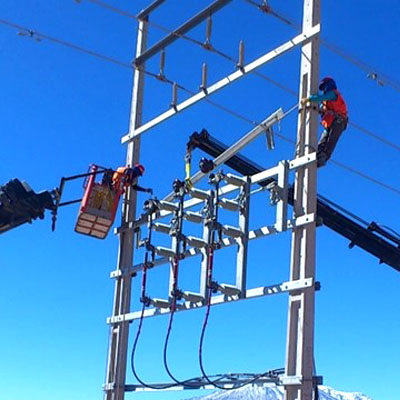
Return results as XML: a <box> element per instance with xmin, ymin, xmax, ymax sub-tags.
<box><xmin>133</xmin><ymin>163</ymin><xmax>145</xmax><ymax>176</ymax></box>
<box><xmin>125</xmin><ymin>164</ymin><xmax>145</xmax><ymax>183</ymax></box>
<box><xmin>319</xmin><ymin>77</ymin><xmax>337</xmax><ymax>92</ymax></box>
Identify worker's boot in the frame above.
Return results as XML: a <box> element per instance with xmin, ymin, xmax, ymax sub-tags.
<box><xmin>317</xmin><ymin>151</ymin><xmax>327</xmax><ymax>168</ymax></box>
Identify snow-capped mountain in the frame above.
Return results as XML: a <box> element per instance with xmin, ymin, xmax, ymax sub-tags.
<box><xmin>185</xmin><ymin>384</ymin><xmax>373</xmax><ymax>400</ymax></box>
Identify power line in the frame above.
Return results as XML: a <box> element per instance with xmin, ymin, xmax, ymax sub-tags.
<box><xmin>243</xmin><ymin>0</ymin><xmax>400</xmax><ymax>94</ymax></box>
<box><xmin>0</xmin><ymin>17</ymin><xmax>261</xmax><ymax>129</ymax></box>
<box><xmin>317</xmin><ymin>193</ymin><xmax>369</xmax><ymax>227</ymax></box>
<box><xmin>2</xmin><ymin>17</ymin><xmax>400</xmax><ymax>199</ymax></box>
<box><xmin>348</xmin><ymin>121</ymin><xmax>400</xmax><ymax>153</ymax></box>
<box><xmin>0</xmin><ymin>18</ymin><xmax>132</xmax><ymax>69</ymax></box>
<box><xmin>331</xmin><ymin>159</ymin><xmax>400</xmax><ymax>196</ymax></box>
<box><xmin>321</xmin><ymin>41</ymin><xmax>400</xmax><ymax>92</ymax></box>
<box><xmin>75</xmin><ymin>0</ymin><xmax>400</xmax><ymax>155</ymax></box>
<box><xmin>80</xmin><ymin>0</ymin><xmax>137</xmax><ymax>20</ymax></box>
<box><xmin>80</xmin><ymin>0</ymin><xmax>400</xmax><ymax>154</ymax></box>
<box><xmin>78</xmin><ymin>0</ymin><xmax>299</xmax><ymax>97</ymax></box>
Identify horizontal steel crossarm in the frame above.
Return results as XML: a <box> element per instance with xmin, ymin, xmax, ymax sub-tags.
<box><xmin>107</xmin><ymin>278</ymin><xmax>312</xmax><ymax>323</ymax></box>
<box><xmin>115</xmin><ymin>154</ymin><xmax>315</xmax><ymax>235</ymax></box>
<box><xmin>137</xmin><ymin>0</ymin><xmax>166</xmax><ymax>20</ymax></box>
<box><xmin>111</xmin><ymin>224</ymin><xmax>279</xmax><ymax>278</ymax></box>
<box><xmin>124</xmin><ymin>377</ymin><xmax>280</xmax><ymax>392</ymax></box>
<box><xmin>279</xmin><ymin>375</ymin><xmax>303</xmax><ymax>386</ymax></box>
<box><xmin>134</xmin><ymin>0</ymin><xmax>232</xmax><ymax>65</ymax></box>
<box><xmin>130</xmin><ymin>236</ymin><xmax>235</xmax><ymax>274</ymax></box>
<box><xmin>121</xmin><ymin>24</ymin><xmax>320</xmax><ymax>143</ymax></box>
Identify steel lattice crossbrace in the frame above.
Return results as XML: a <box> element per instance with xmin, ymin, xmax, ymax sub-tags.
<box><xmin>108</xmin><ymin>157</ymin><xmax>316</xmax><ymax>324</ymax></box>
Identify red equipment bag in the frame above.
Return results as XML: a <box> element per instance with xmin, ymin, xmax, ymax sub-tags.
<box><xmin>74</xmin><ymin>165</ymin><xmax>121</xmax><ymax>239</ymax></box>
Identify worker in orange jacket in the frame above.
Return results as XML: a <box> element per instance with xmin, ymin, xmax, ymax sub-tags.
<box><xmin>302</xmin><ymin>77</ymin><xmax>348</xmax><ymax>167</ymax></box>
<box><xmin>109</xmin><ymin>164</ymin><xmax>153</xmax><ymax>195</ymax></box>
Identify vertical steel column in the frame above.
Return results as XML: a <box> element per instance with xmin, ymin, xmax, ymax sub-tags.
<box><xmin>236</xmin><ymin>177</ymin><xmax>250</xmax><ymax>297</ymax></box>
<box><xmin>104</xmin><ymin>17</ymin><xmax>148</xmax><ymax>400</ymax></box>
<box><xmin>276</xmin><ymin>160</ymin><xmax>289</xmax><ymax>233</ymax></box>
<box><xmin>284</xmin><ymin>0</ymin><xmax>320</xmax><ymax>399</ymax></box>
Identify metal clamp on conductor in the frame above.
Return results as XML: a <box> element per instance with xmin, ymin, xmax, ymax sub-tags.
<box><xmin>266</xmin><ymin>181</ymin><xmax>284</xmax><ymax>206</ymax></box>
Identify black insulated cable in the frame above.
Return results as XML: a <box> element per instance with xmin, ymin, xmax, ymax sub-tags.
<box><xmin>198</xmin><ymin>177</ymin><xmax>286</xmax><ymax>390</ymax></box>
<box><xmin>130</xmin><ymin>213</ymin><xmax>170</xmax><ymax>390</ymax></box>
<box><xmin>130</xmin><ymin>212</ymin><xmax>201</xmax><ymax>390</ymax></box>
<box><xmin>161</xmin><ymin>186</ymin><xmax>201</xmax><ymax>388</ymax></box>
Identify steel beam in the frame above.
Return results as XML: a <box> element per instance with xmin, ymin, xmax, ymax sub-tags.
<box><xmin>115</xmin><ymin>224</ymin><xmax>279</xmax><ymax>279</ymax></box>
<box><xmin>121</xmin><ymin>25</ymin><xmax>320</xmax><ymax>143</ymax></box>
<box><xmin>134</xmin><ymin>0</ymin><xmax>232</xmax><ymax>66</ymax></box>
<box><xmin>103</xmin><ymin>18</ymin><xmax>148</xmax><ymax>400</ymax></box>
<box><xmin>275</xmin><ymin>160</ymin><xmax>289</xmax><ymax>232</ymax></box>
<box><xmin>136</xmin><ymin>0</ymin><xmax>166</xmax><ymax>20</ymax></box>
<box><xmin>108</xmin><ymin>278</ymin><xmax>313</xmax><ymax>323</ymax></box>
<box><xmin>284</xmin><ymin>0</ymin><xmax>320</xmax><ymax>399</ymax></box>
<box><xmin>124</xmin><ymin>377</ymin><xmax>281</xmax><ymax>392</ymax></box>
<box><xmin>112</xmin><ymin>226</ymin><xmax>273</xmax><ymax>278</ymax></box>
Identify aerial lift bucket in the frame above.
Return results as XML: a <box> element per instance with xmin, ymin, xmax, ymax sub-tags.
<box><xmin>74</xmin><ymin>165</ymin><xmax>120</xmax><ymax>239</ymax></box>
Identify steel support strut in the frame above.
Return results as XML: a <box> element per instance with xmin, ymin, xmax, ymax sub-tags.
<box><xmin>236</xmin><ymin>177</ymin><xmax>251</xmax><ymax>297</ymax></box>
<box><xmin>284</xmin><ymin>0</ymin><xmax>320</xmax><ymax>399</ymax></box>
<box><xmin>103</xmin><ymin>16</ymin><xmax>148</xmax><ymax>400</ymax></box>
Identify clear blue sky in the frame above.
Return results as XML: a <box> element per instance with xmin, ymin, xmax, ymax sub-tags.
<box><xmin>1</xmin><ymin>1</ymin><xmax>399</xmax><ymax>400</ymax></box>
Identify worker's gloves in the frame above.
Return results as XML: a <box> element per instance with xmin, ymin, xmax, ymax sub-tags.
<box><xmin>146</xmin><ymin>188</ymin><xmax>153</xmax><ymax>195</ymax></box>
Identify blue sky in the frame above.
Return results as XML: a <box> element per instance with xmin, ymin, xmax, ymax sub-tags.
<box><xmin>1</xmin><ymin>1</ymin><xmax>399</xmax><ymax>400</ymax></box>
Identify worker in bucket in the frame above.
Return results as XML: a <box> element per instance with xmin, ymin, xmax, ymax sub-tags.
<box><xmin>301</xmin><ymin>77</ymin><xmax>348</xmax><ymax>167</ymax></box>
<box><xmin>111</xmin><ymin>164</ymin><xmax>153</xmax><ymax>195</ymax></box>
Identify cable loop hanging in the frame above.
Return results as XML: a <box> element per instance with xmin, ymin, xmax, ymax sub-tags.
<box><xmin>162</xmin><ymin>180</ymin><xmax>195</xmax><ymax>386</ymax></box>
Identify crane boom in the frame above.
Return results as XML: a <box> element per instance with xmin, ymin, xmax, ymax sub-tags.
<box><xmin>187</xmin><ymin>129</ymin><xmax>400</xmax><ymax>272</ymax></box>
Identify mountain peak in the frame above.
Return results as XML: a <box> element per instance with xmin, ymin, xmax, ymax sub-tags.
<box><xmin>185</xmin><ymin>384</ymin><xmax>373</xmax><ymax>400</ymax></box>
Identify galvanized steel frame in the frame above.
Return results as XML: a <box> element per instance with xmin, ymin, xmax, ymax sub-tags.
<box><xmin>104</xmin><ymin>0</ymin><xmax>320</xmax><ymax>398</ymax></box>
<box><xmin>108</xmin><ymin>156</ymin><xmax>314</xmax><ymax>325</ymax></box>
<box><xmin>121</xmin><ymin>26</ymin><xmax>319</xmax><ymax>143</ymax></box>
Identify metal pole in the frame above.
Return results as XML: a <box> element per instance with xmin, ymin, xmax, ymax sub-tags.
<box><xmin>104</xmin><ymin>16</ymin><xmax>148</xmax><ymax>400</ymax></box>
<box><xmin>284</xmin><ymin>0</ymin><xmax>320</xmax><ymax>399</ymax></box>
<box><xmin>236</xmin><ymin>177</ymin><xmax>250</xmax><ymax>297</ymax></box>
